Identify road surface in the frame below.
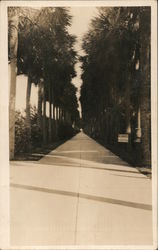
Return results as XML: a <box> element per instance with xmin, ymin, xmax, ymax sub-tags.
<box><xmin>10</xmin><ymin>132</ymin><xmax>152</xmax><ymax>246</ymax></box>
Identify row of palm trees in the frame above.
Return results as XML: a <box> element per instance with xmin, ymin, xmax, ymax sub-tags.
<box><xmin>8</xmin><ymin>7</ymin><xmax>80</xmax><ymax>159</ymax></box>
<box><xmin>80</xmin><ymin>7</ymin><xmax>151</xmax><ymax>166</ymax></box>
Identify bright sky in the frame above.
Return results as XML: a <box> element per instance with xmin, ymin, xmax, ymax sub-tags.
<box><xmin>69</xmin><ymin>7</ymin><xmax>97</xmax><ymax>105</ymax></box>
<box><xmin>15</xmin><ymin>7</ymin><xmax>97</xmax><ymax>115</ymax></box>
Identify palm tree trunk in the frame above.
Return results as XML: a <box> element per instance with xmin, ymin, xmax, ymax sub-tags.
<box><xmin>136</xmin><ymin>106</ymin><xmax>141</xmax><ymax>139</ymax></box>
<box><xmin>139</xmin><ymin>10</ymin><xmax>151</xmax><ymax>166</ymax></box>
<box><xmin>53</xmin><ymin>103</ymin><xmax>55</xmax><ymax>120</ymax></box>
<box><xmin>125</xmin><ymin>75</ymin><xmax>131</xmax><ymax>136</ymax></box>
<box><xmin>56</xmin><ymin>106</ymin><xmax>59</xmax><ymax>138</ymax></box>
<box><xmin>63</xmin><ymin>110</ymin><xmax>66</xmax><ymax>122</ymax></box>
<box><xmin>43</xmin><ymin>84</ymin><xmax>47</xmax><ymax>145</ymax></box>
<box><xmin>140</xmin><ymin>44</ymin><xmax>151</xmax><ymax>166</ymax></box>
<box><xmin>53</xmin><ymin>104</ymin><xmax>58</xmax><ymax>139</ymax></box>
<box><xmin>59</xmin><ymin>107</ymin><xmax>62</xmax><ymax>121</ymax></box>
<box><xmin>62</xmin><ymin>109</ymin><xmax>64</xmax><ymax>121</ymax></box>
<box><xmin>9</xmin><ymin>14</ymin><xmax>18</xmax><ymax>159</ymax></box>
<box><xmin>25</xmin><ymin>75</ymin><xmax>32</xmax><ymax>151</ymax></box>
<box><xmin>48</xmin><ymin>81</ymin><xmax>52</xmax><ymax>142</ymax></box>
<box><xmin>57</xmin><ymin>107</ymin><xmax>59</xmax><ymax>120</ymax></box>
<box><xmin>37</xmin><ymin>79</ymin><xmax>43</xmax><ymax>128</ymax></box>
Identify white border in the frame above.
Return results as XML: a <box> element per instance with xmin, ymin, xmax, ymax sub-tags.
<box><xmin>0</xmin><ymin>0</ymin><xmax>10</xmax><ymax>248</ymax></box>
<box><xmin>0</xmin><ymin>0</ymin><xmax>157</xmax><ymax>249</ymax></box>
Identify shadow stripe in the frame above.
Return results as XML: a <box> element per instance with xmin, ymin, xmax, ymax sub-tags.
<box><xmin>40</xmin><ymin>155</ymin><xmax>140</xmax><ymax>174</ymax></box>
<box><xmin>11</xmin><ymin>160</ymin><xmax>141</xmax><ymax>174</ymax></box>
<box><xmin>11</xmin><ymin>183</ymin><xmax>152</xmax><ymax>211</ymax></box>
<box><xmin>111</xmin><ymin>174</ymin><xmax>148</xmax><ymax>179</ymax></box>
<box><xmin>50</xmin><ymin>163</ymin><xmax>142</xmax><ymax>174</ymax></box>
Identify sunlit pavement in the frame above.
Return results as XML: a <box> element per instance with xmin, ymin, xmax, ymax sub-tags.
<box><xmin>10</xmin><ymin>132</ymin><xmax>152</xmax><ymax>246</ymax></box>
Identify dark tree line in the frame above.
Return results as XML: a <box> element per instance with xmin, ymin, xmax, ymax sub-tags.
<box><xmin>8</xmin><ymin>7</ymin><xmax>80</xmax><ymax>159</ymax></box>
<box><xmin>80</xmin><ymin>7</ymin><xmax>151</xmax><ymax>166</ymax></box>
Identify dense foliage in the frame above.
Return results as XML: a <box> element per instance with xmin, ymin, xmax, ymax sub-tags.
<box><xmin>80</xmin><ymin>7</ymin><xmax>151</xmax><ymax>166</ymax></box>
<box><xmin>8</xmin><ymin>7</ymin><xmax>80</xmax><ymax>157</ymax></box>
<box><xmin>15</xmin><ymin>108</ymin><xmax>42</xmax><ymax>153</ymax></box>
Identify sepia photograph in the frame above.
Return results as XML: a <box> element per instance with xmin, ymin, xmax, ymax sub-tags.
<box><xmin>0</xmin><ymin>0</ymin><xmax>157</xmax><ymax>249</ymax></box>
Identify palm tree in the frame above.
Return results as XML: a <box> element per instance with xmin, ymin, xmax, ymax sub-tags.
<box><xmin>37</xmin><ymin>7</ymin><xmax>77</xmax><ymax>142</ymax></box>
<box><xmin>17</xmin><ymin>9</ymin><xmax>41</xmax><ymax>151</ymax></box>
<box><xmin>8</xmin><ymin>7</ymin><xmax>19</xmax><ymax>159</ymax></box>
<box><xmin>37</xmin><ymin>78</ymin><xmax>43</xmax><ymax>128</ymax></box>
<box><xmin>11</xmin><ymin>6</ymin><xmax>78</xmax><ymax>149</ymax></box>
<box><xmin>139</xmin><ymin>7</ymin><xmax>151</xmax><ymax>166</ymax></box>
<box><xmin>9</xmin><ymin>7</ymin><xmax>41</xmax><ymax>157</ymax></box>
<box><xmin>80</xmin><ymin>7</ymin><xmax>151</xmax><ymax>166</ymax></box>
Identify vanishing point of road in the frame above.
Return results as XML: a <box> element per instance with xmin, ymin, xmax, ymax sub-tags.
<box><xmin>10</xmin><ymin>132</ymin><xmax>152</xmax><ymax>245</ymax></box>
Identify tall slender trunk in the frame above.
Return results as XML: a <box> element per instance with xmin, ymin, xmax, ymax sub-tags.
<box><xmin>25</xmin><ymin>75</ymin><xmax>32</xmax><ymax>151</ymax></box>
<box><xmin>9</xmin><ymin>13</ymin><xmax>18</xmax><ymax>159</ymax></box>
<box><xmin>57</xmin><ymin>107</ymin><xmax>59</xmax><ymax>120</ymax></box>
<box><xmin>51</xmin><ymin>88</ymin><xmax>56</xmax><ymax>140</ymax></box>
<box><xmin>37</xmin><ymin>79</ymin><xmax>43</xmax><ymax>128</ymax></box>
<box><xmin>48</xmin><ymin>81</ymin><xmax>52</xmax><ymax>142</ymax></box>
<box><xmin>63</xmin><ymin>110</ymin><xmax>66</xmax><ymax>122</ymax></box>
<box><xmin>43</xmin><ymin>83</ymin><xmax>47</xmax><ymax>144</ymax></box>
<box><xmin>136</xmin><ymin>106</ymin><xmax>141</xmax><ymax>139</ymax></box>
<box><xmin>62</xmin><ymin>109</ymin><xmax>64</xmax><ymax>122</ymax></box>
<box><xmin>55</xmin><ymin>106</ymin><xmax>59</xmax><ymax>138</ymax></box>
<box><xmin>53</xmin><ymin>103</ymin><xmax>55</xmax><ymax>120</ymax></box>
<box><xmin>59</xmin><ymin>107</ymin><xmax>62</xmax><ymax>121</ymax></box>
<box><xmin>53</xmin><ymin>104</ymin><xmax>57</xmax><ymax>139</ymax></box>
<box><xmin>58</xmin><ymin>107</ymin><xmax>60</xmax><ymax>121</ymax></box>
<box><xmin>125</xmin><ymin>75</ymin><xmax>131</xmax><ymax>135</ymax></box>
<box><xmin>139</xmin><ymin>10</ymin><xmax>151</xmax><ymax>166</ymax></box>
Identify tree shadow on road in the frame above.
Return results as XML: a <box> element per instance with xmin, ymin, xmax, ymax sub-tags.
<box><xmin>10</xmin><ymin>183</ymin><xmax>152</xmax><ymax>211</ymax></box>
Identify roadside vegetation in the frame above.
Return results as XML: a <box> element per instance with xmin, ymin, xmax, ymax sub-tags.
<box><xmin>80</xmin><ymin>7</ymin><xmax>151</xmax><ymax>167</ymax></box>
<box><xmin>8</xmin><ymin>7</ymin><xmax>80</xmax><ymax>159</ymax></box>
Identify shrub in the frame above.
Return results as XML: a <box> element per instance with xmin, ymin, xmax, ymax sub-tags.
<box><xmin>30</xmin><ymin>106</ymin><xmax>42</xmax><ymax>147</ymax></box>
<box><xmin>14</xmin><ymin>111</ymin><xmax>30</xmax><ymax>154</ymax></box>
<box><xmin>15</xmin><ymin>107</ymin><xmax>42</xmax><ymax>154</ymax></box>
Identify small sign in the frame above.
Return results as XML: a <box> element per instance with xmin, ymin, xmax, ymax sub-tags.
<box><xmin>118</xmin><ymin>134</ymin><xmax>129</xmax><ymax>143</ymax></box>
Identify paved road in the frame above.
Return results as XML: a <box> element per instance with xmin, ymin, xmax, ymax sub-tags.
<box><xmin>10</xmin><ymin>132</ymin><xmax>152</xmax><ymax>246</ymax></box>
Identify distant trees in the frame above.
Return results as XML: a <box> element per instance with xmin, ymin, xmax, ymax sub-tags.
<box><xmin>8</xmin><ymin>7</ymin><xmax>79</xmax><ymax>158</ymax></box>
<box><xmin>80</xmin><ymin>7</ymin><xmax>151</xmax><ymax>166</ymax></box>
